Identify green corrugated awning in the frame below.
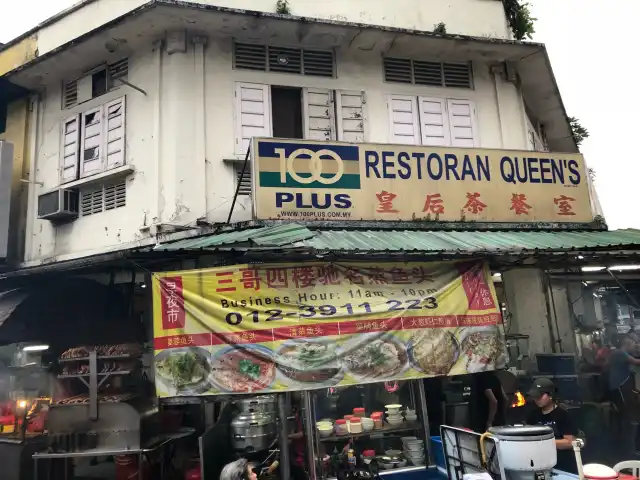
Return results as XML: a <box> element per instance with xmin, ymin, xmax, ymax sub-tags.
<box><xmin>155</xmin><ymin>225</ymin><xmax>640</xmax><ymax>254</ymax></box>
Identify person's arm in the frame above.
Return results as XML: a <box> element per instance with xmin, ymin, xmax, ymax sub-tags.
<box><xmin>627</xmin><ymin>353</ymin><xmax>640</xmax><ymax>366</ymax></box>
<box><xmin>484</xmin><ymin>389</ymin><xmax>498</xmax><ymax>429</ymax></box>
<box><xmin>554</xmin><ymin>409</ymin><xmax>577</xmax><ymax>450</ymax></box>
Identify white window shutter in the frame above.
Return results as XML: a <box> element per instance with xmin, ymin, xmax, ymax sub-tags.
<box><xmin>418</xmin><ymin>96</ymin><xmax>451</xmax><ymax>146</ymax></box>
<box><xmin>303</xmin><ymin>88</ymin><xmax>335</xmax><ymax>141</ymax></box>
<box><xmin>387</xmin><ymin>95</ymin><xmax>420</xmax><ymax>145</ymax></box>
<box><xmin>76</xmin><ymin>74</ymin><xmax>93</xmax><ymax>104</ymax></box>
<box><xmin>60</xmin><ymin>115</ymin><xmax>80</xmax><ymax>183</ymax></box>
<box><xmin>446</xmin><ymin>99</ymin><xmax>479</xmax><ymax>148</ymax></box>
<box><xmin>235</xmin><ymin>82</ymin><xmax>272</xmax><ymax>155</ymax></box>
<box><xmin>80</xmin><ymin>105</ymin><xmax>104</xmax><ymax>178</ymax></box>
<box><xmin>336</xmin><ymin>90</ymin><xmax>366</xmax><ymax>142</ymax></box>
<box><xmin>105</xmin><ymin>96</ymin><xmax>126</xmax><ymax>169</ymax></box>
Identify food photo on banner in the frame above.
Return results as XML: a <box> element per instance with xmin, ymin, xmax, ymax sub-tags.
<box><xmin>151</xmin><ymin>261</ymin><xmax>506</xmax><ymax>397</ymax></box>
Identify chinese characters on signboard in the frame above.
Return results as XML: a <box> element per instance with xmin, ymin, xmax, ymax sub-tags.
<box><xmin>153</xmin><ymin>261</ymin><xmax>506</xmax><ymax>397</ymax></box>
<box><xmin>251</xmin><ymin>139</ymin><xmax>592</xmax><ymax>223</ymax></box>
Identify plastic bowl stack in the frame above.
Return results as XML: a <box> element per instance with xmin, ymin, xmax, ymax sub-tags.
<box><xmin>403</xmin><ymin>438</ymin><xmax>425</xmax><ymax>466</ymax></box>
<box><xmin>334</xmin><ymin>419</ymin><xmax>348</xmax><ymax>436</ymax></box>
<box><xmin>361</xmin><ymin>417</ymin><xmax>374</xmax><ymax>432</ymax></box>
<box><xmin>405</xmin><ymin>408</ymin><xmax>418</xmax><ymax>423</ymax></box>
<box><xmin>317</xmin><ymin>421</ymin><xmax>334</xmax><ymax>438</ymax></box>
<box><xmin>385</xmin><ymin>404</ymin><xmax>404</xmax><ymax>427</ymax></box>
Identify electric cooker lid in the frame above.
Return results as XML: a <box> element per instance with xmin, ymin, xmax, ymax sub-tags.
<box><xmin>489</xmin><ymin>425</ymin><xmax>554</xmax><ymax>437</ymax></box>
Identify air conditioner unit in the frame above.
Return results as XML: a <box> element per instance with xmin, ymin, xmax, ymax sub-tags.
<box><xmin>37</xmin><ymin>189</ymin><xmax>79</xmax><ymax>221</ymax></box>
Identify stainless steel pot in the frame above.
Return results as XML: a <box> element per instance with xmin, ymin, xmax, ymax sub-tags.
<box><xmin>230</xmin><ymin>411</ymin><xmax>277</xmax><ymax>452</ymax></box>
<box><xmin>236</xmin><ymin>395</ymin><xmax>277</xmax><ymax>414</ymax></box>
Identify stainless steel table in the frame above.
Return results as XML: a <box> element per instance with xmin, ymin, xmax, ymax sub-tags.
<box><xmin>32</xmin><ymin>428</ymin><xmax>194</xmax><ymax>480</ymax></box>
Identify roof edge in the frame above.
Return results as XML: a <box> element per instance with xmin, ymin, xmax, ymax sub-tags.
<box><xmin>3</xmin><ymin>0</ymin><xmax>548</xmax><ymax>79</ymax></box>
<box><xmin>0</xmin><ymin>0</ymin><xmax>100</xmax><ymax>53</ymax></box>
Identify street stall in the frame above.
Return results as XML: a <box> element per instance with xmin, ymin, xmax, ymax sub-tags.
<box><xmin>151</xmin><ymin>259</ymin><xmax>507</xmax><ymax>480</ymax></box>
<box><xmin>0</xmin><ymin>343</ymin><xmax>51</xmax><ymax>480</ymax></box>
<box><xmin>0</xmin><ymin>277</ymin><xmax>199</xmax><ymax>480</ymax></box>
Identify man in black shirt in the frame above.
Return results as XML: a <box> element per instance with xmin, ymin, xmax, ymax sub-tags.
<box><xmin>470</xmin><ymin>371</ymin><xmax>507</xmax><ymax>433</ymax></box>
<box><xmin>526</xmin><ymin>378</ymin><xmax>578</xmax><ymax>474</ymax></box>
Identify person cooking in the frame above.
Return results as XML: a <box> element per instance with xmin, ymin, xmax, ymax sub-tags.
<box><xmin>526</xmin><ymin>378</ymin><xmax>578</xmax><ymax>474</ymax></box>
<box><xmin>607</xmin><ymin>334</ymin><xmax>640</xmax><ymax>458</ymax></box>
<box><xmin>470</xmin><ymin>371</ymin><xmax>508</xmax><ymax>432</ymax></box>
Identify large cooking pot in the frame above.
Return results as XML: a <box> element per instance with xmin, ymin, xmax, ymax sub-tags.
<box><xmin>487</xmin><ymin>425</ymin><xmax>557</xmax><ymax>471</ymax></box>
<box><xmin>231</xmin><ymin>411</ymin><xmax>277</xmax><ymax>453</ymax></box>
<box><xmin>236</xmin><ymin>395</ymin><xmax>277</xmax><ymax>414</ymax></box>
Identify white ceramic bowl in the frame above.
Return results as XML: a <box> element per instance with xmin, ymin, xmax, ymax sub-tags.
<box><xmin>317</xmin><ymin>421</ymin><xmax>333</xmax><ymax>429</ymax></box>
<box><xmin>385</xmin><ymin>449</ymin><xmax>402</xmax><ymax>457</ymax></box>
<box><xmin>408</xmin><ymin>457</ymin><xmax>425</xmax><ymax>466</ymax></box>
<box><xmin>404</xmin><ymin>447</ymin><xmax>425</xmax><ymax>456</ymax></box>
<box><xmin>401</xmin><ymin>436</ymin><xmax>417</xmax><ymax>443</ymax></box>
<box><xmin>385</xmin><ymin>404</ymin><xmax>402</xmax><ymax>415</ymax></box>
<box><xmin>361</xmin><ymin>418</ymin><xmax>374</xmax><ymax>432</ymax></box>
<box><xmin>387</xmin><ymin>417</ymin><xmax>404</xmax><ymax>427</ymax></box>
<box><xmin>405</xmin><ymin>414</ymin><xmax>418</xmax><ymax>422</ymax></box>
<box><xmin>317</xmin><ymin>426</ymin><xmax>333</xmax><ymax>438</ymax></box>
<box><xmin>405</xmin><ymin>442</ymin><xmax>424</xmax><ymax>451</ymax></box>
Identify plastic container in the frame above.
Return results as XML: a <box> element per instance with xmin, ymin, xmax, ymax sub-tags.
<box><xmin>349</xmin><ymin>417</ymin><xmax>362</xmax><ymax>433</ymax></box>
<box><xmin>353</xmin><ymin>408</ymin><xmax>365</xmax><ymax>418</ymax></box>
<box><xmin>371</xmin><ymin>413</ymin><xmax>383</xmax><ymax>429</ymax></box>
<box><xmin>335</xmin><ymin>419</ymin><xmax>348</xmax><ymax>435</ymax></box>
<box><xmin>430</xmin><ymin>436</ymin><xmax>445</xmax><ymax>469</ymax></box>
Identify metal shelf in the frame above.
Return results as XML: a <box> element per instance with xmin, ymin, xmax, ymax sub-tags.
<box><xmin>58</xmin><ymin>371</ymin><xmax>131</xmax><ymax>379</ymax></box>
<box><xmin>58</xmin><ymin>354</ymin><xmax>137</xmax><ymax>363</ymax></box>
<box><xmin>318</xmin><ymin>422</ymin><xmax>421</xmax><ymax>442</ymax></box>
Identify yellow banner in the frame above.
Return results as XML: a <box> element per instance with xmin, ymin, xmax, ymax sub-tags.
<box><xmin>251</xmin><ymin>138</ymin><xmax>592</xmax><ymax>223</ymax></box>
<box><xmin>152</xmin><ymin>261</ymin><xmax>505</xmax><ymax>397</ymax></box>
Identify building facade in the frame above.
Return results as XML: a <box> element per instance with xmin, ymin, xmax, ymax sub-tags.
<box><xmin>0</xmin><ymin>0</ymin><xmax>605</xmax><ymax>359</ymax></box>
<box><xmin>0</xmin><ymin>0</ymin><xmax>574</xmax><ymax>267</ymax></box>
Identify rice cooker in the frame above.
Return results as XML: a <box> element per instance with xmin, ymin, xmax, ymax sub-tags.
<box><xmin>487</xmin><ymin>425</ymin><xmax>557</xmax><ymax>480</ymax></box>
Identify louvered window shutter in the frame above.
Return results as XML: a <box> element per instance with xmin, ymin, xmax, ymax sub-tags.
<box><xmin>336</xmin><ymin>90</ymin><xmax>366</xmax><ymax>142</ymax></box>
<box><xmin>387</xmin><ymin>95</ymin><xmax>420</xmax><ymax>145</ymax></box>
<box><xmin>105</xmin><ymin>96</ymin><xmax>126</xmax><ymax>169</ymax></box>
<box><xmin>80</xmin><ymin>106</ymin><xmax>104</xmax><ymax>177</ymax></box>
<box><xmin>235</xmin><ymin>83</ymin><xmax>272</xmax><ymax>155</ymax></box>
<box><xmin>303</xmin><ymin>88</ymin><xmax>335</xmax><ymax>141</ymax></box>
<box><xmin>418</xmin><ymin>96</ymin><xmax>450</xmax><ymax>146</ymax></box>
<box><xmin>61</xmin><ymin>115</ymin><xmax>80</xmax><ymax>183</ymax></box>
<box><xmin>446</xmin><ymin>99</ymin><xmax>478</xmax><ymax>147</ymax></box>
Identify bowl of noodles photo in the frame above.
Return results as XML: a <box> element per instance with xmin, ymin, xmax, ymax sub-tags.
<box><xmin>276</xmin><ymin>340</ymin><xmax>343</xmax><ymax>386</ymax></box>
<box><xmin>459</xmin><ymin>328</ymin><xmax>506</xmax><ymax>373</ymax></box>
<box><xmin>155</xmin><ymin>347</ymin><xmax>212</xmax><ymax>395</ymax></box>
<box><xmin>408</xmin><ymin>329</ymin><xmax>459</xmax><ymax>376</ymax></box>
<box><xmin>209</xmin><ymin>344</ymin><xmax>276</xmax><ymax>393</ymax></box>
<box><xmin>341</xmin><ymin>334</ymin><xmax>408</xmax><ymax>381</ymax></box>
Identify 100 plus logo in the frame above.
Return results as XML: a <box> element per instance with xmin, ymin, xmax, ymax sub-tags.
<box><xmin>256</xmin><ymin>141</ymin><xmax>359</xmax><ymax>210</ymax></box>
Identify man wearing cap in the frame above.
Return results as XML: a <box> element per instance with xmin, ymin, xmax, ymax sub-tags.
<box><xmin>526</xmin><ymin>378</ymin><xmax>578</xmax><ymax>473</ymax></box>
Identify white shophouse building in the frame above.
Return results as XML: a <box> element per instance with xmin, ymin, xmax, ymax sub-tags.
<box><xmin>0</xmin><ymin>0</ymin><xmax>605</xmax><ymax>357</ymax></box>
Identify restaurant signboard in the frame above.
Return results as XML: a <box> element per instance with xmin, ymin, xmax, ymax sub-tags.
<box><xmin>251</xmin><ymin>138</ymin><xmax>592</xmax><ymax>224</ymax></box>
<box><xmin>152</xmin><ymin>260</ymin><xmax>504</xmax><ymax>397</ymax></box>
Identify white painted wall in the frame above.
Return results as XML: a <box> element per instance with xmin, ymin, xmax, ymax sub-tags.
<box><xmin>25</xmin><ymin>33</ymin><xmax>529</xmax><ymax>265</ymax></box>
<box><xmin>35</xmin><ymin>0</ymin><xmax>511</xmax><ymax>56</ymax></box>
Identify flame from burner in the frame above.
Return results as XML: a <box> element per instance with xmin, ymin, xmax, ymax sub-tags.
<box><xmin>511</xmin><ymin>391</ymin><xmax>526</xmax><ymax>408</ymax></box>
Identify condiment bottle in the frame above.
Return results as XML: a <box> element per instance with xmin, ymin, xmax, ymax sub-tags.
<box><xmin>347</xmin><ymin>449</ymin><xmax>356</xmax><ymax>467</ymax></box>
